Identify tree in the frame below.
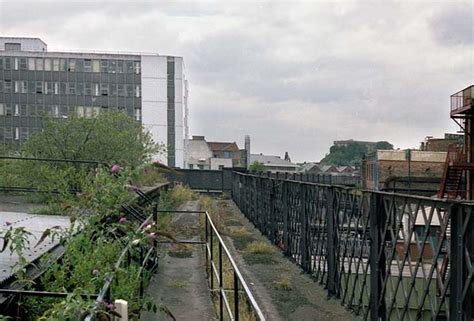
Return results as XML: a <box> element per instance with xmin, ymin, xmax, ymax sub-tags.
<box><xmin>22</xmin><ymin>112</ymin><xmax>158</xmax><ymax>167</ymax></box>
<box><xmin>249</xmin><ymin>161</ymin><xmax>266</xmax><ymax>173</ymax></box>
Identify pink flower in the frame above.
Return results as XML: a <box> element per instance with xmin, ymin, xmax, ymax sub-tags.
<box><xmin>119</xmin><ymin>217</ymin><xmax>127</xmax><ymax>224</ymax></box>
<box><xmin>129</xmin><ymin>185</ymin><xmax>138</xmax><ymax>192</ymax></box>
<box><xmin>147</xmin><ymin>233</ymin><xmax>157</xmax><ymax>241</ymax></box>
<box><xmin>111</xmin><ymin>164</ymin><xmax>120</xmax><ymax>175</ymax></box>
<box><xmin>107</xmin><ymin>303</ymin><xmax>115</xmax><ymax>310</ymax></box>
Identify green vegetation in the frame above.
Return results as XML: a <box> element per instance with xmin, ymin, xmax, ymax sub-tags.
<box><xmin>22</xmin><ymin>112</ymin><xmax>159</xmax><ymax>167</ymax></box>
<box><xmin>0</xmin><ymin>113</ymin><xmax>195</xmax><ymax>319</ymax></box>
<box><xmin>320</xmin><ymin>140</ymin><xmax>393</xmax><ymax>166</ymax></box>
<box><xmin>249</xmin><ymin>161</ymin><xmax>266</xmax><ymax>173</ymax></box>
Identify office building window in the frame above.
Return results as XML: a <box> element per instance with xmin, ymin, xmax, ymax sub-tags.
<box><xmin>44</xmin><ymin>59</ymin><xmax>51</xmax><ymax>71</ymax></box>
<box><xmin>53</xmin><ymin>59</ymin><xmax>59</xmax><ymax>71</ymax></box>
<box><xmin>20</xmin><ymin>104</ymin><xmax>27</xmax><ymax>116</ymax></box>
<box><xmin>110</xmin><ymin>84</ymin><xmax>117</xmax><ymax>96</ymax></box>
<box><xmin>67</xmin><ymin>83</ymin><xmax>76</xmax><ymax>95</ymax></box>
<box><xmin>20</xmin><ymin>127</ymin><xmax>28</xmax><ymax>140</ymax></box>
<box><xmin>54</xmin><ymin>82</ymin><xmax>59</xmax><ymax>95</ymax></box>
<box><xmin>20</xmin><ymin>81</ymin><xmax>27</xmax><ymax>94</ymax></box>
<box><xmin>14</xmin><ymin>127</ymin><xmax>19</xmax><ymax>140</ymax></box>
<box><xmin>44</xmin><ymin>105</ymin><xmax>52</xmax><ymax>116</ymax></box>
<box><xmin>108</xmin><ymin>60</ymin><xmax>116</xmax><ymax>73</ymax></box>
<box><xmin>68</xmin><ymin>59</ymin><xmax>76</xmax><ymax>72</ymax></box>
<box><xmin>94</xmin><ymin>83</ymin><xmax>99</xmax><ymax>96</ymax></box>
<box><xmin>59</xmin><ymin>59</ymin><xmax>66</xmax><ymax>71</ymax></box>
<box><xmin>5</xmin><ymin>128</ymin><xmax>12</xmax><ymax>139</ymax></box>
<box><xmin>53</xmin><ymin>105</ymin><xmax>59</xmax><ymax>118</ymax></box>
<box><xmin>14</xmin><ymin>81</ymin><xmax>19</xmax><ymax>93</ymax></box>
<box><xmin>92</xmin><ymin>60</ymin><xmax>100</xmax><ymax>72</ymax></box>
<box><xmin>117</xmin><ymin>84</ymin><xmax>125</xmax><ymax>97</ymax></box>
<box><xmin>14</xmin><ymin>58</ymin><xmax>18</xmax><ymax>70</ymax></box>
<box><xmin>28</xmin><ymin>58</ymin><xmax>35</xmax><ymax>70</ymax></box>
<box><xmin>100</xmin><ymin>60</ymin><xmax>108</xmax><ymax>73</ymax></box>
<box><xmin>100</xmin><ymin>84</ymin><xmax>109</xmax><ymax>96</ymax></box>
<box><xmin>4</xmin><ymin>80</ymin><xmax>11</xmax><ymax>93</ymax></box>
<box><xmin>135</xmin><ymin>85</ymin><xmax>141</xmax><ymax>97</ymax></box>
<box><xmin>84</xmin><ymin>59</ymin><xmax>92</xmax><ymax>72</ymax></box>
<box><xmin>116</xmin><ymin>61</ymin><xmax>124</xmax><ymax>73</ymax></box>
<box><xmin>60</xmin><ymin>105</ymin><xmax>68</xmax><ymax>118</ymax></box>
<box><xmin>126</xmin><ymin>84</ymin><xmax>133</xmax><ymax>97</ymax></box>
<box><xmin>28</xmin><ymin>81</ymin><xmax>35</xmax><ymax>94</ymax></box>
<box><xmin>19</xmin><ymin>58</ymin><xmax>27</xmax><ymax>70</ymax></box>
<box><xmin>4</xmin><ymin>57</ymin><xmax>11</xmax><ymax>70</ymax></box>
<box><xmin>60</xmin><ymin>82</ymin><xmax>66</xmax><ymax>94</ymax></box>
<box><xmin>14</xmin><ymin>104</ymin><xmax>19</xmax><ymax>116</ymax></box>
<box><xmin>28</xmin><ymin>105</ymin><xmax>35</xmax><ymax>116</ymax></box>
<box><xmin>0</xmin><ymin>104</ymin><xmax>4</xmax><ymax>115</ymax></box>
<box><xmin>84</xmin><ymin>83</ymin><xmax>92</xmax><ymax>95</ymax></box>
<box><xmin>0</xmin><ymin>58</ymin><xmax>3</xmax><ymax>70</ymax></box>
<box><xmin>35</xmin><ymin>81</ymin><xmax>43</xmax><ymax>94</ymax></box>
<box><xmin>36</xmin><ymin>58</ymin><xmax>43</xmax><ymax>71</ymax></box>
<box><xmin>77</xmin><ymin>83</ymin><xmax>84</xmax><ymax>95</ymax></box>
<box><xmin>134</xmin><ymin>107</ymin><xmax>141</xmax><ymax>121</ymax></box>
<box><xmin>126</xmin><ymin>61</ymin><xmax>133</xmax><ymax>73</ymax></box>
<box><xmin>134</xmin><ymin>61</ymin><xmax>141</xmax><ymax>74</ymax></box>
<box><xmin>5</xmin><ymin>43</ymin><xmax>21</xmax><ymax>51</ymax></box>
<box><xmin>76</xmin><ymin>59</ymin><xmax>83</xmax><ymax>72</ymax></box>
<box><xmin>45</xmin><ymin>82</ymin><xmax>53</xmax><ymax>94</ymax></box>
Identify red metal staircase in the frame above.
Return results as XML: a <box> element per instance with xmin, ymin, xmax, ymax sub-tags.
<box><xmin>438</xmin><ymin>144</ymin><xmax>466</xmax><ymax>199</ymax></box>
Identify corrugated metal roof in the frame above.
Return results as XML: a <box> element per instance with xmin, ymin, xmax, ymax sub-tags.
<box><xmin>0</xmin><ymin>212</ymin><xmax>71</xmax><ymax>285</ymax></box>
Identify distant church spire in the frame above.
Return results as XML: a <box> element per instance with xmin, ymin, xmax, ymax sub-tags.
<box><xmin>284</xmin><ymin>152</ymin><xmax>291</xmax><ymax>162</ymax></box>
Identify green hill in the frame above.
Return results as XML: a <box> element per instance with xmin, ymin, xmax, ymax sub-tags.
<box><xmin>320</xmin><ymin>141</ymin><xmax>393</xmax><ymax>166</ymax></box>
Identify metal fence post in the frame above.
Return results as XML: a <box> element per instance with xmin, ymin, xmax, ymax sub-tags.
<box><xmin>369</xmin><ymin>192</ymin><xmax>386</xmax><ymax>321</ymax></box>
<box><xmin>326</xmin><ymin>187</ymin><xmax>337</xmax><ymax>296</ymax></box>
<box><xmin>153</xmin><ymin>204</ymin><xmax>158</xmax><ymax>224</ymax></box>
<box><xmin>450</xmin><ymin>203</ymin><xmax>472</xmax><ymax>320</ymax></box>
<box><xmin>300</xmin><ymin>183</ymin><xmax>310</xmax><ymax>271</ymax></box>
<box><xmin>283</xmin><ymin>180</ymin><xmax>290</xmax><ymax>256</ymax></box>
<box><xmin>219</xmin><ymin>242</ymin><xmax>224</xmax><ymax>320</ymax></box>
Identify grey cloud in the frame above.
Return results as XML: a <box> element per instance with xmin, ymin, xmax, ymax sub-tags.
<box><xmin>430</xmin><ymin>4</ymin><xmax>474</xmax><ymax>46</ymax></box>
<box><xmin>0</xmin><ymin>0</ymin><xmax>472</xmax><ymax>161</ymax></box>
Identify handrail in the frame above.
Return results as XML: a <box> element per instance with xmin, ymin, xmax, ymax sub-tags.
<box><xmin>0</xmin><ymin>156</ymin><xmax>104</xmax><ymax>165</ymax></box>
<box><xmin>233</xmin><ymin>171</ymin><xmax>474</xmax><ymax>203</ymax></box>
<box><xmin>204</xmin><ymin>210</ymin><xmax>266</xmax><ymax>321</ymax></box>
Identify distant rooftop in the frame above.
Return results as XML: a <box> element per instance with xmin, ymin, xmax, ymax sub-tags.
<box><xmin>0</xmin><ymin>36</ymin><xmax>183</xmax><ymax>58</ymax></box>
<box><xmin>0</xmin><ymin>37</ymin><xmax>47</xmax><ymax>52</ymax></box>
<box><xmin>250</xmin><ymin>154</ymin><xmax>298</xmax><ymax>167</ymax></box>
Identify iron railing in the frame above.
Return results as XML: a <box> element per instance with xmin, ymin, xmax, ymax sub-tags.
<box><xmin>204</xmin><ymin>210</ymin><xmax>266</xmax><ymax>321</ymax></box>
<box><xmin>232</xmin><ymin>171</ymin><xmax>474</xmax><ymax>321</ymax></box>
<box><xmin>450</xmin><ymin>85</ymin><xmax>473</xmax><ymax>114</ymax></box>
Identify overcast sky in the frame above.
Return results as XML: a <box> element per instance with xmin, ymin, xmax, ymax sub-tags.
<box><xmin>1</xmin><ymin>0</ymin><xmax>472</xmax><ymax>162</ymax></box>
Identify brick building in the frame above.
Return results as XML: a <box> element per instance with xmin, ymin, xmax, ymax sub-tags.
<box><xmin>362</xmin><ymin>150</ymin><xmax>446</xmax><ymax>195</ymax></box>
<box><xmin>420</xmin><ymin>133</ymin><xmax>463</xmax><ymax>152</ymax></box>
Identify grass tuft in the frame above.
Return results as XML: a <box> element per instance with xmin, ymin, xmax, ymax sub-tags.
<box><xmin>273</xmin><ymin>277</ymin><xmax>292</xmax><ymax>291</ymax></box>
<box><xmin>246</xmin><ymin>241</ymin><xmax>274</xmax><ymax>254</ymax></box>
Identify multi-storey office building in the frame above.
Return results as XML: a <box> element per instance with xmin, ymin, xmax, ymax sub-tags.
<box><xmin>0</xmin><ymin>37</ymin><xmax>188</xmax><ymax>167</ymax></box>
